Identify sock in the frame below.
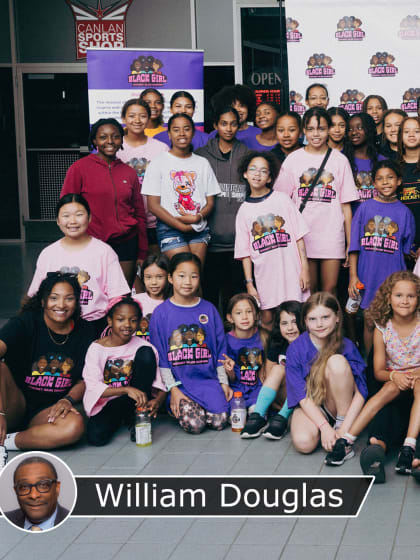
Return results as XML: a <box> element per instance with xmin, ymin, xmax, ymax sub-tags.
<box><xmin>344</xmin><ymin>432</ymin><xmax>357</xmax><ymax>445</ymax></box>
<box><xmin>254</xmin><ymin>387</ymin><xmax>277</xmax><ymax>417</ymax></box>
<box><xmin>404</xmin><ymin>437</ymin><xmax>416</xmax><ymax>450</ymax></box>
<box><xmin>334</xmin><ymin>414</ymin><xmax>345</xmax><ymax>430</ymax></box>
<box><xmin>4</xmin><ymin>432</ymin><xmax>19</xmax><ymax>451</ymax></box>
<box><xmin>277</xmin><ymin>398</ymin><xmax>292</xmax><ymax>420</ymax></box>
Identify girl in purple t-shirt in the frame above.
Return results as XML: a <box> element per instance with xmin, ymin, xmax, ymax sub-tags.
<box><xmin>149</xmin><ymin>253</ymin><xmax>233</xmax><ymax>434</ymax></box>
<box><xmin>286</xmin><ymin>292</ymin><xmax>367</xmax><ymax>461</ymax></box>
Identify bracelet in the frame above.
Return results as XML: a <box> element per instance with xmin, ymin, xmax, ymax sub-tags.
<box><xmin>245</xmin><ymin>278</ymin><xmax>254</xmax><ymax>284</ymax></box>
<box><xmin>318</xmin><ymin>420</ymin><xmax>329</xmax><ymax>430</ymax></box>
<box><xmin>62</xmin><ymin>396</ymin><xmax>76</xmax><ymax>407</ymax></box>
<box><xmin>389</xmin><ymin>371</ymin><xmax>395</xmax><ymax>382</ymax></box>
<box><xmin>167</xmin><ymin>381</ymin><xmax>182</xmax><ymax>391</ymax></box>
<box><xmin>0</xmin><ymin>411</ymin><xmax>5</xmax><ymax>416</ymax></box>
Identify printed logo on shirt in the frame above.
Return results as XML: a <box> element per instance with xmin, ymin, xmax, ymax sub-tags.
<box><xmin>339</xmin><ymin>89</ymin><xmax>365</xmax><ymax>114</ymax></box>
<box><xmin>199</xmin><ymin>314</ymin><xmax>209</xmax><ymax>325</ymax></box>
<box><xmin>128</xmin><ymin>55</ymin><xmax>167</xmax><ymax>86</ymax></box>
<box><xmin>289</xmin><ymin>91</ymin><xmax>306</xmax><ymax>115</ymax></box>
<box><xmin>104</xmin><ymin>358</ymin><xmax>133</xmax><ymax>387</ymax></box>
<box><xmin>59</xmin><ymin>266</ymin><xmax>93</xmax><ymax>306</ymax></box>
<box><xmin>237</xmin><ymin>347</ymin><xmax>263</xmax><ymax>386</ymax></box>
<box><xmin>361</xmin><ymin>215</ymin><xmax>399</xmax><ymax>253</ymax></box>
<box><xmin>136</xmin><ymin>313</ymin><xmax>152</xmax><ymax>342</ymax></box>
<box><xmin>127</xmin><ymin>157</ymin><xmax>149</xmax><ymax>185</ymax></box>
<box><xmin>398</xmin><ymin>15</ymin><xmax>420</xmax><ymax>39</ymax></box>
<box><xmin>401</xmin><ymin>88</ymin><xmax>420</xmax><ymax>113</ymax></box>
<box><xmin>356</xmin><ymin>171</ymin><xmax>378</xmax><ymax>201</ymax></box>
<box><xmin>286</xmin><ymin>17</ymin><xmax>302</xmax><ymax>42</ymax></box>
<box><xmin>400</xmin><ymin>184</ymin><xmax>420</xmax><ymax>203</ymax></box>
<box><xmin>25</xmin><ymin>354</ymin><xmax>74</xmax><ymax>392</ymax></box>
<box><xmin>335</xmin><ymin>16</ymin><xmax>365</xmax><ymax>41</ymax></box>
<box><xmin>218</xmin><ymin>183</ymin><xmax>246</xmax><ymax>201</ymax></box>
<box><xmin>368</xmin><ymin>52</ymin><xmax>398</xmax><ymax>77</ymax></box>
<box><xmin>170</xmin><ymin>170</ymin><xmax>201</xmax><ymax>215</ymax></box>
<box><xmin>297</xmin><ymin>168</ymin><xmax>336</xmax><ymax>203</ymax></box>
<box><xmin>167</xmin><ymin>324</ymin><xmax>210</xmax><ymax>366</ymax></box>
<box><xmin>251</xmin><ymin>214</ymin><xmax>291</xmax><ymax>254</ymax></box>
<box><xmin>306</xmin><ymin>53</ymin><xmax>335</xmax><ymax>78</ymax></box>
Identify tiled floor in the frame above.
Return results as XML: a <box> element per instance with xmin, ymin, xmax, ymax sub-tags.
<box><xmin>0</xmin><ymin>242</ymin><xmax>420</xmax><ymax>559</ymax></box>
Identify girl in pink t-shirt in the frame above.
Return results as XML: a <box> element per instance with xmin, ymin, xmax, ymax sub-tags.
<box><xmin>27</xmin><ymin>194</ymin><xmax>129</xmax><ymax>333</ymax></box>
<box><xmin>235</xmin><ymin>152</ymin><xmax>310</xmax><ymax>329</ymax></box>
<box><xmin>133</xmin><ymin>253</ymin><xmax>171</xmax><ymax>342</ymax></box>
<box><xmin>274</xmin><ymin>107</ymin><xmax>359</xmax><ymax>295</ymax></box>
<box><xmin>119</xmin><ymin>99</ymin><xmax>169</xmax><ymax>256</ymax></box>
<box><xmin>83</xmin><ymin>296</ymin><xmax>166</xmax><ymax>446</ymax></box>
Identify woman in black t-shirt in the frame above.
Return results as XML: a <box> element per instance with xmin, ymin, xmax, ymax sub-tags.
<box><xmin>0</xmin><ymin>272</ymin><xmax>96</xmax><ymax>459</ymax></box>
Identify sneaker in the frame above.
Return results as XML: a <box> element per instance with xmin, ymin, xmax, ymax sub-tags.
<box><xmin>0</xmin><ymin>445</ymin><xmax>8</xmax><ymax>472</ymax></box>
<box><xmin>240</xmin><ymin>412</ymin><xmax>267</xmax><ymax>439</ymax></box>
<box><xmin>263</xmin><ymin>415</ymin><xmax>288</xmax><ymax>440</ymax></box>
<box><xmin>325</xmin><ymin>438</ymin><xmax>354</xmax><ymax>466</ymax></box>
<box><xmin>395</xmin><ymin>445</ymin><xmax>414</xmax><ymax>474</ymax></box>
<box><xmin>360</xmin><ymin>444</ymin><xmax>386</xmax><ymax>484</ymax></box>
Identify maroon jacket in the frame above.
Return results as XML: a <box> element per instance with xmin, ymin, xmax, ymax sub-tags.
<box><xmin>61</xmin><ymin>154</ymin><xmax>147</xmax><ymax>259</ymax></box>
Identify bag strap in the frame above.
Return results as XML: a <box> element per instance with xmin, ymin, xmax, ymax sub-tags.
<box><xmin>299</xmin><ymin>147</ymin><xmax>332</xmax><ymax>213</ymax></box>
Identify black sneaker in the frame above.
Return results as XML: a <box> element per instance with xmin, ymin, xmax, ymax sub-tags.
<box><xmin>325</xmin><ymin>438</ymin><xmax>354</xmax><ymax>466</ymax></box>
<box><xmin>263</xmin><ymin>415</ymin><xmax>288</xmax><ymax>440</ymax></box>
<box><xmin>240</xmin><ymin>412</ymin><xmax>267</xmax><ymax>439</ymax></box>
<box><xmin>395</xmin><ymin>445</ymin><xmax>414</xmax><ymax>474</ymax></box>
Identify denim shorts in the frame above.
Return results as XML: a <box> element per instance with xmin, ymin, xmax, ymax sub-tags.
<box><xmin>156</xmin><ymin>220</ymin><xmax>211</xmax><ymax>253</ymax></box>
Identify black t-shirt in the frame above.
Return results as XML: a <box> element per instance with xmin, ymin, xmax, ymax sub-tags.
<box><xmin>379</xmin><ymin>141</ymin><xmax>398</xmax><ymax>161</ymax></box>
<box><xmin>398</xmin><ymin>162</ymin><xmax>420</xmax><ymax>247</ymax></box>
<box><xmin>266</xmin><ymin>339</ymin><xmax>289</xmax><ymax>364</ymax></box>
<box><xmin>0</xmin><ymin>311</ymin><xmax>96</xmax><ymax>417</ymax></box>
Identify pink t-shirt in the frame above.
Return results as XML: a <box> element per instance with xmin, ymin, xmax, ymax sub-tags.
<box><xmin>83</xmin><ymin>335</ymin><xmax>165</xmax><ymax>417</ymax></box>
<box><xmin>414</xmin><ymin>258</ymin><xmax>420</xmax><ymax>277</ymax></box>
<box><xmin>132</xmin><ymin>292</ymin><xmax>164</xmax><ymax>342</ymax></box>
<box><xmin>235</xmin><ymin>191</ymin><xmax>310</xmax><ymax>310</ymax></box>
<box><xmin>118</xmin><ymin>137</ymin><xmax>169</xmax><ymax>228</ymax></box>
<box><xmin>28</xmin><ymin>237</ymin><xmax>129</xmax><ymax>321</ymax></box>
<box><xmin>274</xmin><ymin>148</ymin><xmax>358</xmax><ymax>258</ymax></box>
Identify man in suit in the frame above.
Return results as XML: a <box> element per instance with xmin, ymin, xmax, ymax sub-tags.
<box><xmin>5</xmin><ymin>456</ymin><xmax>69</xmax><ymax>531</ymax></box>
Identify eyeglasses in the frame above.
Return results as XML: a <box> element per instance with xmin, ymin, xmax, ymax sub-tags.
<box><xmin>247</xmin><ymin>166</ymin><xmax>270</xmax><ymax>176</ymax></box>
<box><xmin>14</xmin><ymin>479</ymin><xmax>57</xmax><ymax>496</ymax></box>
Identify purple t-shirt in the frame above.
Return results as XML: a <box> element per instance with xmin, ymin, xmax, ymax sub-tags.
<box><xmin>349</xmin><ymin>198</ymin><xmax>415</xmax><ymax>308</ymax></box>
<box><xmin>242</xmin><ymin>134</ymin><xmax>278</xmax><ymax>151</ymax></box>
<box><xmin>154</xmin><ymin>128</ymin><xmax>209</xmax><ymax>150</ymax></box>
<box><xmin>149</xmin><ymin>298</ymin><xmax>229</xmax><ymax>413</ymax></box>
<box><xmin>208</xmin><ymin>125</ymin><xmax>261</xmax><ymax>144</ymax></box>
<box><xmin>226</xmin><ymin>331</ymin><xmax>263</xmax><ymax>407</ymax></box>
<box><xmin>285</xmin><ymin>332</ymin><xmax>367</xmax><ymax>409</ymax></box>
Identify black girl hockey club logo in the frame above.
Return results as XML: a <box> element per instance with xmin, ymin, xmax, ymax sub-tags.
<box><xmin>368</xmin><ymin>52</ymin><xmax>398</xmax><ymax>77</ymax></box>
<box><xmin>361</xmin><ymin>215</ymin><xmax>399</xmax><ymax>254</ymax></box>
<box><xmin>286</xmin><ymin>18</ymin><xmax>302</xmax><ymax>42</ymax></box>
<box><xmin>399</xmin><ymin>15</ymin><xmax>420</xmax><ymax>40</ymax></box>
<box><xmin>298</xmin><ymin>169</ymin><xmax>336</xmax><ymax>203</ymax></box>
<box><xmin>339</xmin><ymin>89</ymin><xmax>365</xmax><ymax>114</ymax></box>
<box><xmin>306</xmin><ymin>54</ymin><xmax>335</xmax><ymax>78</ymax></box>
<box><xmin>128</xmin><ymin>55</ymin><xmax>168</xmax><ymax>87</ymax></box>
<box><xmin>335</xmin><ymin>16</ymin><xmax>365</xmax><ymax>41</ymax></box>
<box><xmin>401</xmin><ymin>88</ymin><xmax>420</xmax><ymax>113</ymax></box>
<box><xmin>289</xmin><ymin>91</ymin><xmax>306</xmax><ymax>115</ymax></box>
<box><xmin>251</xmin><ymin>214</ymin><xmax>291</xmax><ymax>254</ymax></box>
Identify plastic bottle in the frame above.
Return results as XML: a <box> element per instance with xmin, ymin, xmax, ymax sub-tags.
<box><xmin>231</xmin><ymin>391</ymin><xmax>247</xmax><ymax>433</ymax></box>
<box><xmin>345</xmin><ymin>281</ymin><xmax>365</xmax><ymax>314</ymax></box>
<box><xmin>135</xmin><ymin>407</ymin><xmax>152</xmax><ymax>447</ymax></box>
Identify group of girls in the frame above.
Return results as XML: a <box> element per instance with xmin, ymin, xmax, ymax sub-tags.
<box><xmin>1</xmin><ymin>84</ymin><xmax>420</xmax><ymax>483</ymax></box>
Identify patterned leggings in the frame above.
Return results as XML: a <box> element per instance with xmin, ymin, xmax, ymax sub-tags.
<box><xmin>178</xmin><ymin>398</ymin><xmax>228</xmax><ymax>434</ymax></box>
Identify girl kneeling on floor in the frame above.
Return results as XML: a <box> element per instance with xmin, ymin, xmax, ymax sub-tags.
<box><xmin>286</xmin><ymin>292</ymin><xmax>367</xmax><ymax>458</ymax></box>
<box><xmin>149</xmin><ymin>253</ymin><xmax>233</xmax><ymax>434</ymax></box>
<box><xmin>326</xmin><ymin>271</ymin><xmax>420</xmax><ymax>480</ymax></box>
<box><xmin>83</xmin><ymin>297</ymin><xmax>166</xmax><ymax>446</ymax></box>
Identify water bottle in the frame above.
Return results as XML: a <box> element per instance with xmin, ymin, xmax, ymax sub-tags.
<box><xmin>231</xmin><ymin>391</ymin><xmax>247</xmax><ymax>433</ymax></box>
<box><xmin>345</xmin><ymin>281</ymin><xmax>365</xmax><ymax>314</ymax></box>
<box><xmin>135</xmin><ymin>407</ymin><xmax>152</xmax><ymax>447</ymax></box>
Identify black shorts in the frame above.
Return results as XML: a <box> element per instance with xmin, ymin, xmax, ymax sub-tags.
<box><xmin>108</xmin><ymin>233</ymin><xmax>138</xmax><ymax>262</ymax></box>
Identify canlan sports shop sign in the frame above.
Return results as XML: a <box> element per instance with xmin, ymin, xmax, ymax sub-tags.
<box><xmin>66</xmin><ymin>0</ymin><xmax>133</xmax><ymax>60</ymax></box>
<box><xmin>86</xmin><ymin>49</ymin><xmax>204</xmax><ymax>127</ymax></box>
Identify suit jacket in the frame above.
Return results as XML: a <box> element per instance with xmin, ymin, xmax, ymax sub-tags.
<box><xmin>5</xmin><ymin>503</ymin><xmax>70</xmax><ymax>529</ymax></box>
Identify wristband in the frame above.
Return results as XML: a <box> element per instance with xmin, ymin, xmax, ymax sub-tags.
<box><xmin>0</xmin><ymin>411</ymin><xmax>5</xmax><ymax>416</ymax></box>
<box><xmin>318</xmin><ymin>420</ymin><xmax>329</xmax><ymax>430</ymax></box>
<box><xmin>62</xmin><ymin>396</ymin><xmax>76</xmax><ymax>407</ymax></box>
<box><xmin>245</xmin><ymin>278</ymin><xmax>254</xmax><ymax>284</ymax></box>
<box><xmin>167</xmin><ymin>381</ymin><xmax>182</xmax><ymax>391</ymax></box>
<box><xmin>389</xmin><ymin>371</ymin><xmax>395</xmax><ymax>382</ymax></box>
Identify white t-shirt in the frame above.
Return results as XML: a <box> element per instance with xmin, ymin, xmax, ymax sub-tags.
<box><xmin>142</xmin><ymin>152</ymin><xmax>221</xmax><ymax>217</ymax></box>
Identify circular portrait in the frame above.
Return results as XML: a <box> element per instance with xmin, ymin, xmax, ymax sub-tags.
<box><xmin>0</xmin><ymin>451</ymin><xmax>77</xmax><ymax>533</ymax></box>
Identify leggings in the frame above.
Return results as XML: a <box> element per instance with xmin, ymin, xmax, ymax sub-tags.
<box><xmin>87</xmin><ymin>346</ymin><xmax>157</xmax><ymax>446</ymax></box>
<box><xmin>178</xmin><ymin>398</ymin><xmax>228</xmax><ymax>434</ymax></box>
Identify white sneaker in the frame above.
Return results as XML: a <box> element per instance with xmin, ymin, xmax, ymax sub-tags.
<box><xmin>0</xmin><ymin>445</ymin><xmax>8</xmax><ymax>472</ymax></box>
